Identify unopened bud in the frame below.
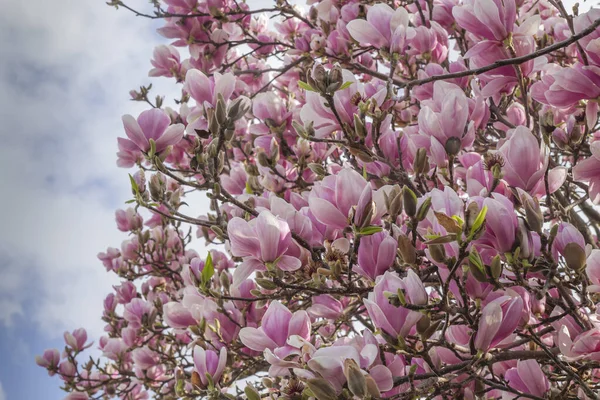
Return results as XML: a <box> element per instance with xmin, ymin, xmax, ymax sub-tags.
<box><xmin>311</xmin><ymin>64</ymin><xmax>328</xmax><ymax>93</ymax></box>
<box><xmin>343</xmin><ymin>359</ymin><xmax>366</xmax><ymax>398</ymax></box>
<box><xmin>354</xmin><ymin>114</ymin><xmax>366</xmax><ymax>138</ymax></box>
<box><xmin>308</xmin><ymin>163</ymin><xmax>327</xmax><ymax>176</ymax></box>
<box><xmin>416</xmin><ymin>196</ymin><xmax>432</xmax><ymax>221</ymax></box>
<box><xmin>414</xmin><ymin>147</ymin><xmax>428</xmax><ymax>175</ymax></box>
<box><xmin>257</xmin><ymin>151</ymin><xmax>270</xmax><ymax>167</ymax></box>
<box><xmin>490</xmin><ymin>255</ymin><xmax>502</xmax><ymax>280</ymax></box>
<box><xmin>215</xmin><ymin>95</ymin><xmax>227</xmax><ymax>125</ymax></box>
<box><xmin>292</xmin><ymin>120</ymin><xmax>308</xmax><ymax>138</ymax></box>
<box><xmin>306</xmin><ymin>378</ymin><xmax>337</xmax><ymax>400</ymax></box>
<box><xmin>444</xmin><ymin>137</ymin><xmax>461</xmax><ymax>156</ymax></box>
<box><xmin>397</xmin><ymin>235</ymin><xmax>417</xmax><ymax>265</ymax></box>
<box><xmin>428</xmin><ymin>244</ymin><xmax>446</xmax><ymax>263</ymax></box>
<box><xmin>524</xmin><ymin>197</ymin><xmax>543</xmax><ymax>233</ymax></box>
<box><xmin>564</xmin><ymin>243</ymin><xmax>587</xmax><ymax>272</ymax></box>
<box><xmin>227</xmin><ymin>96</ymin><xmax>252</xmax><ymax>121</ymax></box>
<box><xmin>403</xmin><ymin>186</ymin><xmax>418</xmax><ymax>218</ymax></box>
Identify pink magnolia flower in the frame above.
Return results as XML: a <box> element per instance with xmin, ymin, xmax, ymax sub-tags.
<box><xmin>64</xmin><ymin>328</ymin><xmax>89</xmax><ymax>352</ymax></box>
<box><xmin>474</xmin><ymin>295</ymin><xmax>523</xmax><ymax>351</ymax></box>
<box><xmin>121</xmin><ymin>108</ymin><xmax>185</xmax><ymax>153</ymax></box>
<box><xmin>558</xmin><ymin>326</ymin><xmax>600</xmax><ymax>361</ymax></box>
<box><xmin>307</xmin><ymin>294</ymin><xmax>344</xmax><ymax>320</ymax></box>
<box><xmin>101</xmin><ymin>338</ymin><xmax>130</xmax><ymax>361</ymax></box>
<box><xmin>131</xmin><ymin>347</ymin><xmax>160</xmax><ymax>370</ymax></box>
<box><xmin>497</xmin><ymin>126</ymin><xmax>566</xmax><ymax>196</ymax></box>
<box><xmin>162</xmin><ymin>301</ymin><xmax>197</xmax><ymax>329</ymax></box>
<box><xmin>552</xmin><ymin>222</ymin><xmax>586</xmax><ymax>261</ymax></box>
<box><xmin>36</xmin><ymin>349</ymin><xmax>61</xmax><ymax>375</ymax></box>
<box><xmin>531</xmin><ymin>63</ymin><xmax>600</xmax><ymax>108</ymax></box>
<box><xmin>573</xmin><ymin>141</ymin><xmax>600</xmax><ymax>204</ymax></box>
<box><xmin>574</xmin><ymin>8</ymin><xmax>600</xmax><ymax>66</ymax></box>
<box><xmin>452</xmin><ymin>0</ymin><xmax>516</xmax><ymax>41</ymax></box>
<box><xmin>193</xmin><ymin>346</ymin><xmax>227</xmax><ymax>387</ymax></box>
<box><xmin>228</xmin><ymin>210</ymin><xmax>301</xmax><ymax>285</ymax></box>
<box><xmin>504</xmin><ymin>360</ymin><xmax>550</xmax><ymax>398</ymax></box>
<box><xmin>307</xmin><ymin>333</ymin><xmax>393</xmax><ymax>393</ymax></box>
<box><xmin>346</xmin><ymin>4</ymin><xmax>415</xmax><ymax>52</ymax></box>
<box><xmin>364</xmin><ymin>271</ymin><xmax>424</xmax><ymax>338</ymax></box>
<box><xmin>115</xmin><ymin>208</ymin><xmax>143</xmax><ymax>232</ymax></box>
<box><xmin>149</xmin><ymin>45</ymin><xmax>183</xmax><ymax>80</ymax></box>
<box><xmin>418</xmin><ymin>81</ymin><xmax>475</xmax><ymax>163</ymax></box>
<box><xmin>356</xmin><ymin>231</ymin><xmax>398</xmax><ymax>280</ymax></box>
<box><xmin>308</xmin><ymin>168</ymin><xmax>368</xmax><ymax>232</ymax></box>
<box><xmin>123</xmin><ymin>298</ymin><xmax>155</xmax><ymax>330</ymax></box>
<box><xmin>239</xmin><ymin>301</ymin><xmax>311</xmax><ymax>352</ymax></box>
<box><xmin>184</xmin><ymin>69</ymin><xmax>236</xmax><ymax>109</ymax></box>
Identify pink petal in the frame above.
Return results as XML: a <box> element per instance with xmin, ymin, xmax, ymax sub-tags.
<box><xmin>122</xmin><ymin>114</ymin><xmax>149</xmax><ymax>151</ymax></box>
<box><xmin>154</xmin><ymin>123</ymin><xmax>184</xmax><ymax>152</ymax></box>
<box><xmin>369</xmin><ymin>365</ymin><xmax>393</xmax><ymax>391</ymax></box>
<box><xmin>239</xmin><ymin>327</ymin><xmax>277</xmax><ymax>352</ymax></box>
<box><xmin>347</xmin><ymin>20</ymin><xmax>388</xmax><ymax>48</ymax></box>
<box><xmin>137</xmin><ymin>108</ymin><xmax>170</xmax><ymax>141</ymax></box>
<box><xmin>262</xmin><ymin>301</ymin><xmax>292</xmax><ymax>347</ymax></box>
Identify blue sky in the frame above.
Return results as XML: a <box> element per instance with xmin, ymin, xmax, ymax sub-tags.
<box><xmin>0</xmin><ymin>0</ymin><xmax>186</xmax><ymax>398</ymax></box>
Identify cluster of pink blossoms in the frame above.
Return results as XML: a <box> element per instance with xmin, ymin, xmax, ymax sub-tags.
<box><xmin>38</xmin><ymin>0</ymin><xmax>600</xmax><ymax>399</ymax></box>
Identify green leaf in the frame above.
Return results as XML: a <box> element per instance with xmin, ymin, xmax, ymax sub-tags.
<box><xmin>468</xmin><ymin>205</ymin><xmax>488</xmax><ymax>240</ymax></box>
<box><xmin>359</xmin><ymin>226</ymin><xmax>383</xmax><ymax>236</ymax></box>
<box><xmin>201</xmin><ymin>252</ymin><xmax>214</xmax><ymax>287</ymax></box>
<box><xmin>128</xmin><ymin>174</ymin><xmax>139</xmax><ymax>194</ymax></box>
<box><xmin>125</xmin><ymin>199</ymin><xmax>136</xmax><ymax>204</ymax></box>
<box><xmin>424</xmin><ymin>234</ymin><xmax>457</xmax><ymax>244</ymax></box>
<box><xmin>338</xmin><ymin>81</ymin><xmax>353</xmax><ymax>91</ymax></box>
<box><xmin>298</xmin><ymin>81</ymin><xmax>316</xmax><ymax>92</ymax></box>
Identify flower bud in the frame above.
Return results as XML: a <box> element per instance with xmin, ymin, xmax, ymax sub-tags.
<box><xmin>354</xmin><ymin>114</ymin><xmax>366</xmax><ymax>138</ymax></box>
<box><xmin>414</xmin><ymin>147</ymin><xmax>428</xmax><ymax>175</ymax></box>
<box><xmin>444</xmin><ymin>137</ymin><xmax>462</xmax><ymax>156</ymax></box>
<box><xmin>490</xmin><ymin>255</ymin><xmax>502</xmax><ymax>280</ymax></box>
<box><xmin>564</xmin><ymin>242</ymin><xmax>587</xmax><ymax>272</ymax></box>
<box><xmin>417</xmin><ymin>196</ymin><xmax>432</xmax><ymax>221</ymax></box>
<box><xmin>328</xmin><ymin>64</ymin><xmax>343</xmax><ymax>92</ymax></box>
<box><xmin>403</xmin><ymin>186</ymin><xmax>418</xmax><ymax>218</ymax></box>
<box><xmin>311</xmin><ymin>63</ymin><xmax>328</xmax><ymax>93</ymax></box>
<box><xmin>215</xmin><ymin>94</ymin><xmax>227</xmax><ymax>126</ymax></box>
<box><xmin>524</xmin><ymin>197</ymin><xmax>543</xmax><ymax>233</ymax></box>
<box><xmin>257</xmin><ymin>151</ymin><xmax>271</xmax><ymax>168</ymax></box>
<box><xmin>228</xmin><ymin>96</ymin><xmax>252</xmax><ymax>121</ymax></box>
<box><xmin>343</xmin><ymin>359</ymin><xmax>366</xmax><ymax>398</ymax></box>
<box><xmin>428</xmin><ymin>244</ymin><xmax>446</xmax><ymax>263</ymax></box>
<box><xmin>306</xmin><ymin>378</ymin><xmax>337</xmax><ymax>400</ymax></box>
<box><xmin>397</xmin><ymin>235</ymin><xmax>417</xmax><ymax>265</ymax></box>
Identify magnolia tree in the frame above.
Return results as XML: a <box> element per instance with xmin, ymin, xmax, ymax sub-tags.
<box><xmin>36</xmin><ymin>0</ymin><xmax>600</xmax><ymax>399</ymax></box>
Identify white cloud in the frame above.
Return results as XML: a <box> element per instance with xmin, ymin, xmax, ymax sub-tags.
<box><xmin>0</xmin><ymin>0</ymin><xmax>208</xmax><ymax>339</ymax></box>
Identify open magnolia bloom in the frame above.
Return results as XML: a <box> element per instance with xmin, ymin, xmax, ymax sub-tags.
<box><xmin>36</xmin><ymin>1</ymin><xmax>600</xmax><ymax>400</ymax></box>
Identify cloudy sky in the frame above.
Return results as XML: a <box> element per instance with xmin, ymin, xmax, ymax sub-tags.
<box><xmin>0</xmin><ymin>0</ymin><xmax>191</xmax><ymax>398</ymax></box>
